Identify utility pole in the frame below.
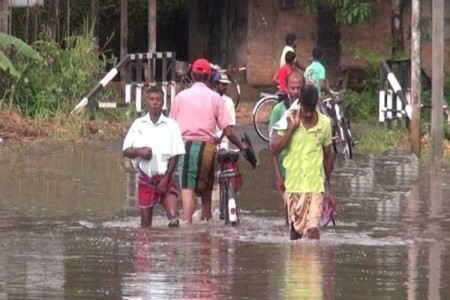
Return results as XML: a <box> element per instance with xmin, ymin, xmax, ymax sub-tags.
<box><xmin>0</xmin><ymin>0</ymin><xmax>9</xmax><ymax>33</ymax></box>
<box><xmin>410</xmin><ymin>0</ymin><xmax>421</xmax><ymax>158</ymax></box>
<box><xmin>431</xmin><ymin>0</ymin><xmax>444</xmax><ymax>161</ymax></box>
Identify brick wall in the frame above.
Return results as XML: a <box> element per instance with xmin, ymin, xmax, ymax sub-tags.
<box><xmin>246</xmin><ymin>0</ymin><xmax>317</xmax><ymax>84</ymax></box>
<box><xmin>188</xmin><ymin>0</ymin><xmax>450</xmax><ymax>85</ymax></box>
<box><xmin>246</xmin><ymin>0</ymin><xmax>278</xmax><ymax>85</ymax></box>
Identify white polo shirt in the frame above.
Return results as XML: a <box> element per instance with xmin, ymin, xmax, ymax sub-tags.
<box><xmin>216</xmin><ymin>94</ymin><xmax>236</xmax><ymax>149</ymax></box>
<box><xmin>122</xmin><ymin>113</ymin><xmax>185</xmax><ymax>177</ymax></box>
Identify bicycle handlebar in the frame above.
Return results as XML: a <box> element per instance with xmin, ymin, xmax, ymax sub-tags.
<box><xmin>214</xmin><ymin>67</ymin><xmax>247</xmax><ymax>74</ymax></box>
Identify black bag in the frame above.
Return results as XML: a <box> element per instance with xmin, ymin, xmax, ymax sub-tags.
<box><xmin>241</xmin><ymin>132</ymin><xmax>257</xmax><ymax>169</ymax></box>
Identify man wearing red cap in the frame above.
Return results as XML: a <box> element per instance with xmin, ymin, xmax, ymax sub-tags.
<box><xmin>170</xmin><ymin>58</ymin><xmax>248</xmax><ymax>223</ymax></box>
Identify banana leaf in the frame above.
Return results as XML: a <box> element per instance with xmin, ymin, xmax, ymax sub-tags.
<box><xmin>0</xmin><ymin>32</ymin><xmax>43</xmax><ymax>61</ymax></box>
<box><xmin>0</xmin><ymin>51</ymin><xmax>20</xmax><ymax>77</ymax></box>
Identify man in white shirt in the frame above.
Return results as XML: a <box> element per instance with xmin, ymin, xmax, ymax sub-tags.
<box><xmin>212</xmin><ymin>72</ymin><xmax>236</xmax><ymax>149</ymax></box>
<box><xmin>123</xmin><ymin>86</ymin><xmax>186</xmax><ymax>227</ymax></box>
<box><xmin>280</xmin><ymin>32</ymin><xmax>307</xmax><ymax>71</ymax></box>
<box><xmin>280</xmin><ymin>32</ymin><xmax>297</xmax><ymax>67</ymax></box>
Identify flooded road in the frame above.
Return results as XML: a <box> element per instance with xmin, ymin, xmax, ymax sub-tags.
<box><xmin>0</xmin><ymin>133</ymin><xmax>449</xmax><ymax>299</ymax></box>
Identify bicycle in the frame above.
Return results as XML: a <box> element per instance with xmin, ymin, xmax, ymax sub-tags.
<box><xmin>217</xmin><ymin>149</ymin><xmax>242</xmax><ymax>226</ymax></box>
<box><xmin>253</xmin><ymin>91</ymin><xmax>285</xmax><ymax>142</ymax></box>
<box><xmin>174</xmin><ymin>60</ymin><xmax>246</xmax><ymax>109</ymax></box>
<box><xmin>322</xmin><ymin>91</ymin><xmax>354</xmax><ymax>159</ymax></box>
<box><xmin>217</xmin><ymin>133</ymin><xmax>257</xmax><ymax>226</ymax></box>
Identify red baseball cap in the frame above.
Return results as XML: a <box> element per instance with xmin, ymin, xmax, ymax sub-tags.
<box><xmin>192</xmin><ymin>58</ymin><xmax>211</xmax><ymax>74</ymax></box>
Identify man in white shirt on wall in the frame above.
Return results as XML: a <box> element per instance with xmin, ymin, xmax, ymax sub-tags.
<box><xmin>280</xmin><ymin>32</ymin><xmax>307</xmax><ymax>71</ymax></box>
<box><xmin>122</xmin><ymin>86</ymin><xmax>186</xmax><ymax>227</ymax></box>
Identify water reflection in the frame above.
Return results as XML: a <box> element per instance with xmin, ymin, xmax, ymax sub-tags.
<box><xmin>0</xmin><ymin>140</ymin><xmax>450</xmax><ymax>298</ymax></box>
<box><xmin>0</xmin><ymin>140</ymin><xmax>126</xmax><ymax>217</ymax></box>
<box><xmin>285</xmin><ymin>244</ymin><xmax>323</xmax><ymax>299</ymax></box>
<box><xmin>428</xmin><ymin>163</ymin><xmax>443</xmax><ymax>300</ymax></box>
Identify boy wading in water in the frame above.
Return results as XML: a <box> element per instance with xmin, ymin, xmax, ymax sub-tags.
<box><xmin>122</xmin><ymin>86</ymin><xmax>185</xmax><ymax>227</ymax></box>
<box><xmin>271</xmin><ymin>84</ymin><xmax>334</xmax><ymax>240</ymax></box>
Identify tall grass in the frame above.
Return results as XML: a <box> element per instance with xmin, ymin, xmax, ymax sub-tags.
<box><xmin>355</xmin><ymin>125</ymin><xmax>410</xmax><ymax>155</ymax></box>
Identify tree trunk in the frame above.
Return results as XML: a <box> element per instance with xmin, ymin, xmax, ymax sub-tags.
<box><xmin>0</xmin><ymin>0</ymin><xmax>9</xmax><ymax>33</ymax></box>
<box><xmin>391</xmin><ymin>0</ymin><xmax>405</xmax><ymax>54</ymax></box>
<box><xmin>120</xmin><ymin>0</ymin><xmax>128</xmax><ymax>60</ymax></box>
<box><xmin>91</xmin><ymin>0</ymin><xmax>98</xmax><ymax>36</ymax></box>
<box><xmin>148</xmin><ymin>0</ymin><xmax>156</xmax><ymax>53</ymax></box>
<box><xmin>47</xmin><ymin>0</ymin><xmax>60</xmax><ymax>41</ymax></box>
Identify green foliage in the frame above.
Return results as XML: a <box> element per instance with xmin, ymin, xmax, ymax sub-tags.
<box><xmin>0</xmin><ymin>32</ymin><xmax>43</xmax><ymax>77</ymax></box>
<box><xmin>4</xmin><ymin>27</ymin><xmax>117</xmax><ymax>119</ymax></box>
<box><xmin>10</xmin><ymin>0</ymin><xmax>188</xmax><ymax>60</ymax></box>
<box><xmin>0</xmin><ymin>51</ymin><xmax>19</xmax><ymax>77</ymax></box>
<box><xmin>343</xmin><ymin>90</ymin><xmax>377</xmax><ymax>122</ymax></box>
<box><xmin>301</xmin><ymin>0</ymin><xmax>372</xmax><ymax>25</ymax></box>
<box><xmin>341</xmin><ymin>41</ymin><xmax>385</xmax><ymax>91</ymax></box>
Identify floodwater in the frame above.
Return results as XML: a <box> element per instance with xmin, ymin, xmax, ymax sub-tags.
<box><xmin>0</xmin><ymin>135</ymin><xmax>449</xmax><ymax>299</ymax></box>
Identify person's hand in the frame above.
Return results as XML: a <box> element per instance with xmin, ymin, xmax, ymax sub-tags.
<box><xmin>156</xmin><ymin>176</ymin><xmax>169</xmax><ymax>196</ymax></box>
<box><xmin>138</xmin><ymin>147</ymin><xmax>152</xmax><ymax>160</ymax></box>
<box><xmin>328</xmin><ymin>193</ymin><xmax>337</xmax><ymax>211</ymax></box>
<box><xmin>240</xmin><ymin>141</ymin><xmax>249</xmax><ymax>152</ymax></box>
<box><xmin>287</xmin><ymin>110</ymin><xmax>300</xmax><ymax>130</ymax></box>
<box><xmin>275</xmin><ymin>175</ymin><xmax>285</xmax><ymax>192</ymax></box>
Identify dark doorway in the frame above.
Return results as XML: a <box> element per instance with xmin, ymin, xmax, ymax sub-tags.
<box><xmin>191</xmin><ymin>0</ymin><xmax>248</xmax><ymax>68</ymax></box>
<box><xmin>209</xmin><ymin>0</ymin><xmax>247</xmax><ymax>67</ymax></box>
<box><xmin>317</xmin><ymin>6</ymin><xmax>341</xmax><ymax>82</ymax></box>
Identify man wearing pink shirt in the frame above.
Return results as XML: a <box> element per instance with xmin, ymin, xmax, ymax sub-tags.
<box><xmin>170</xmin><ymin>58</ymin><xmax>247</xmax><ymax>223</ymax></box>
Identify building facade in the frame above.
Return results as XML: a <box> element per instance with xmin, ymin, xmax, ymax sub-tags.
<box><xmin>188</xmin><ymin>0</ymin><xmax>450</xmax><ymax>86</ymax></box>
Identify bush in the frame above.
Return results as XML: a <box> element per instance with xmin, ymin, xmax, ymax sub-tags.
<box><xmin>342</xmin><ymin>89</ymin><xmax>378</xmax><ymax>122</ymax></box>
<box><xmin>6</xmin><ymin>28</ymin><xmax>117</xmax><ymax>119</ymax></box>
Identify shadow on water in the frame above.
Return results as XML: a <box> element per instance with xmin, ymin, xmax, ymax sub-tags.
<box><xmin>0</xmin><ymin>137</ymin><xmax>450</xmax><ymax>299</ymax></box>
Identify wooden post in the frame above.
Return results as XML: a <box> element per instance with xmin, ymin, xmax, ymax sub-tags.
<box><xmin>120</xmin><ymin>0</ymin><xmax>128</xmax><ymax>81</ymax></box>
<box><xmin>431</xmin><ymin>0</ymin><xmax>444</xmax><ymax>161</ymax></box>
<box><xmin>47</xmin><ymin>0</ymin><xmax>59</xmax><ymax>41</ymax></box>
<box><xmin>148</xmin><ymin>0</ymin><xmax>156</xmax><ymax>53</ymax></box>
<box><xmin>410</xmin><ymin>0</ymin><xmax>421</xmax><ymax>158</ymax></box>
<box><xmin>0</xmin><ymin>0</ymin><xmax>9</xmax><ymax>33</ymax></box>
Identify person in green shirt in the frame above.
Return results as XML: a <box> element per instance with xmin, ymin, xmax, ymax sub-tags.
<box><xmin>304</xmin><ymin>47</ymin><xmax>330</xmax><ymax>99</ymax></box>
<box><xmin>271</xmin><ymin>84</ymin><xmax>334</xmax><ymax>240</ymax></box>
<box><xmin>269</xmin><ymin>72</ymin><xmax>304</xmax><ymax>224</ymax></box>
<box><xmin>269</xmin><ymin>71</ymin><xmax>304</xmax><ymax>191</ymax></box>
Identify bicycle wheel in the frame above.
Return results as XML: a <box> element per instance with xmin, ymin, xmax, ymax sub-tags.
<box><xmin>227</xmin><ymin>180</ymin><xmax>239</xmax><ymax>226</ymax></box>
<box><xmin>337</xmin><ymin>120</ymin><xmax>353</xmax><ymax>159</ymax></box>
<box><xmin>176</xmin><ymin>76</ymin><xmax>192</xmax><ymax>94</ymax></box>
<box><xmin>253</xmin><ymin>97</ymin><xmax>278</xmax><ymax>142</ymax></box>
<box><xmin>331</xmin><ymin>124</ymin><xmax>339</xmax><ymax>154</ymax></box>
<box><xmin>219</xmin><ymin>179</ymin><xmax>226</xmax><ymax>221</ymax></box>
<box><xmin>227</xmin><ymin>75</ymin><xmax>241</xmax><ymax>110</ymax></box>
